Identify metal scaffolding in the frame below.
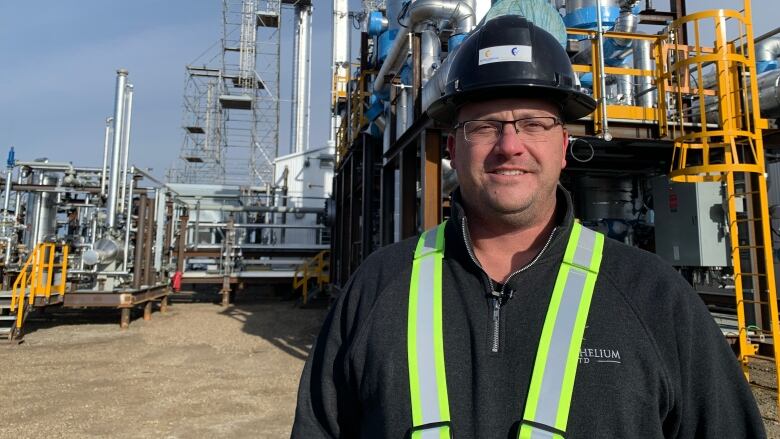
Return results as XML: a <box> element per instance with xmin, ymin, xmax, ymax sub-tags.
<box><xmin>169</xmin><ymin>0</ymin><xmax>282</xmax><ymax>187</ymax></box>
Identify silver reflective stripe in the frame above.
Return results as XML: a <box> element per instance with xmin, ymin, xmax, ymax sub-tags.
<box><xmin>571</xmin><ymin>226</ymin><xmax>596</xmax><ymax>268</ymax></box>
<box><xmin>415</xmin><ymin>252</ymin><xmax>443</xmax><ymax>425</ymax></box>
<box><xmin>533</xmin><ymin>268</ymin><xmax>588</xmax><ymax>426</ymax></box>
<box><xmin>529</xmin><ymin>427</ymin><xmax>557</xmax><ymax>439</ymax></box>
<box><xmin>420</xmin><ymin>228</ymin><xmax>439</xmax><ymax>256</ymax></box>
<box><xmin>421</xmin><ymin>429</ymin><xmax>443</xmax><ymax>439</ymax></box>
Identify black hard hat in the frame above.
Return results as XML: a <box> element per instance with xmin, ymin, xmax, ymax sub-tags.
<box><xmin>427</xmin><ymin>15</ymin><xmax>596</xmax><ymax>125</ymax></box>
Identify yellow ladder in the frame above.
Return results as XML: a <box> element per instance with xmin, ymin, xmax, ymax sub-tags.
<box><xmin>292</xmin><ymin>250</ymin><xmax>330</xmax><ymax>305</ymax></box>
<box><xmin>9</xmin><ymin>243</ymin><xmax>69</xmax><ymax>337</ymax></box>
<box><xmin>665</xmin><ymin>2</ymin><xmax>780</xmax><ymax>410</ymax></box>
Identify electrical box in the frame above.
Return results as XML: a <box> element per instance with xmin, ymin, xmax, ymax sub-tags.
<box><xmin>651</xmin><ymin>176</ymin><xmax>729</xmax><ymax>267</ymax></box>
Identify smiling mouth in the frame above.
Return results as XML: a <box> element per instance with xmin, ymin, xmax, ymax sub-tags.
<box><xmin>491</xmin><ymin>169</ymin><xmax>526</xmax><ymax>176</ymax></box>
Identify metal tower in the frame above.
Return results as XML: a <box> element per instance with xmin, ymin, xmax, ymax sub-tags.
<box><xmin>169</xmin><ymin>0</ymin><xmax>282</xmax><ymax>187</ymax></box>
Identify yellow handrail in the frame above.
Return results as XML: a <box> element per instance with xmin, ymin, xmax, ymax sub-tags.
<box><xmin>293</xmin><ymin>250</ymin><xmax>330</xmax><ymax>305</ymax></box>
<box><xmin>9</xmin><ymin>243</ymin><xmax>69</xmax><ymax>331</ymax></box>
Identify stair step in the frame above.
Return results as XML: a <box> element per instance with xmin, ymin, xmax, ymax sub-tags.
<box><xmin>0</xmin><ymin>316</ymin><xmax>16</xmax><ymax>321</ymax></box>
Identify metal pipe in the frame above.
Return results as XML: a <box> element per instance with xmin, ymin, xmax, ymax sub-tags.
<box><xmin>100</xmin><ymin>117</ymin><xmax>113</xmax><ymax>197</ymax></box>
<box><xmin>143</xmin><ymin>196</ymin><xmax>155</xmax><ymax>285</ymax></box>
<box><xmin>292</xmin><ymin>4</ymin><xmax>313</xmax><ymax>154</ymax></box>
<box><xmin>119</xmin><ymin>84</ymin><xmax>134</xmax><ymax>215</ymax></box>
<box><xmin>374</xmin><ymin>0</ymin><xmax>475</xmax><ymax>94</ymax></box>
<box><xmin>69</xmin><ymin>269</ymin><xmax>132</xmax><ymax>276</ymax></box>
<box><xmin>177</xmin><ymin>204</ymin><xmax>325</xmax><ymax>213</ymax></box>
<box><xmin>633</xmin><ymin>38</ymin><xmax>655</xmax><ymax>108</ymax></box>
<box><xmin>123</xmin><ymin>176</ymin><xmax>136</xmax><ymax>270</ymax></box>
<box><xmin>193</xmin><ymin>198</ymin><xmax>201</xmax><ymax>250</ymax></box>
<box><xmin>133</xmin><ymin>193</ymin><xmax>147</xmax><ymax>288</ymax></box>
<box><xmin>595</xmin><ymin>0</ymin><xmax>611</xmax><ymax>140</ymax></box>
<box><xmin>420</xmin><ymin>29</ymin><xmax>441</xmax><ymax>86</ymax></box>
<box><xmin>756</xmin><ymin>35</ymin><xmax>780</xmax><ymax>63</ymax></box>
<box><xmin>12</xmin><ymin>172</ymin><xmax>22</xmax><ymax>224</ymax></box>
<box><xmin>3</xmin><ymin>168</ymin><xmax>12</xmax><ymax>214</ymax></box>
<box><xmin>14</xmin><ymin>162</ymin><xmax>102</xmax><ymax>173</ymax></box>
<box><xmin>107</xmin><ymin>69</ymin><xmax>129</xmax><ymax>229</ymax></box>
<box><xmin>185</xmin><ymin>223</ymin><xmax>326</xmax><ymax>229</ymax></box>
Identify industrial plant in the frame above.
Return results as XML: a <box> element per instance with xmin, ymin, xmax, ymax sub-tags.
<box><xmin>3</xmin><ymin>0</ymin><xmax>780</xmax><ymax>431</ymax></box>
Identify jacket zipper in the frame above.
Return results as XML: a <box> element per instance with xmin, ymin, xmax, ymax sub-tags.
<box><xmin>461</xmin><ymin>217</ymin><xmax>558</xmax><ymax>353</ymax></box>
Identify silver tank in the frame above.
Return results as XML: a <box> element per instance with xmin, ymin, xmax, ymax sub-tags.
<box><xmin>24</xmin><ymin>174</ymin><xmax>58</xmax><ymax>248</ymax></box>
<box><xmin>573</xmin><ymin>176</ymin><xmax>634</xmax><ymax>220</ymax></box>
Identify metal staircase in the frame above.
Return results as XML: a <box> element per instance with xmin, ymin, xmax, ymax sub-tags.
<box><xmin>665</xmin><ymin>2</ymin><xmax>780</xmax><ymax>409</ymax></box>
<box><xmin>1</xmin><ymin>242</ymin><xmax>69</xmax><ymax>341</ymax></box>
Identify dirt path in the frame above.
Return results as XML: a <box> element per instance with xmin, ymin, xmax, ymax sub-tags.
<box><xmin>1</xmin><ymin>300</ymin><xmax>327</xmax><ymax>439</ymax></box>
<box><xmin>3</xmin><ymin>300</ymin><xmax>780</xmax><ymax>438</ymax></box>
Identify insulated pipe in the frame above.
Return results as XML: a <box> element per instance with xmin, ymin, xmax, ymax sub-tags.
<box><xmin>756</xmin><ymin>35</ymin><xmax>780</xmax><ymax>63</ymax></box>
<box><xmin>633</xmin><ymin>38</ymin><xmax>655</xmax><ymax>108</ymax></box>
<box><xmin>119</xmin><ymin>84</ymin><xmax>134</xmax><ymax>215</ymax></box>
<box><xmin>421</xmin><ymin>46</ymin><xmax>456</xmax><ymax>113</ymax></box>
<box><xmin>100</xmin><ymin>117</ymin><xmax>113</xmax><ymax>197</ymax></box>
<box><xmin>3</xmin><ymin>168</ymin><xmax>12</xmax><ymax>214</ymax></box>
<box><xmin>107</xmin><ymin>69</ymin><xmax>129</xmax><ymax>229</ymax></box>
<box><xmin>12</xmin><ymin>172</ymin><xmax>22</xmax><ymax>223</ymax></box>
<box><xmin>292</xmin><ymin>4</ymin><xmax>313</xmax><ymax>154</ymax></box>
<box><xmin>756</xmin><ymin>69</ymin><xmax>780</xmax><ymax>118</ymax></box>
<box><xmin>420</xmin><ymin>29</ymin><xmax>441</xmax><ymax>86</ymax></box>
<box><xmin>374</xmin><ymin>0</ymin><xmax>475</xmax><ymax>94</ymax></box>
<box><xmin>615</xmin><ymin>74</ymin><xmax>634</xmax><ymax>105</ymax></box>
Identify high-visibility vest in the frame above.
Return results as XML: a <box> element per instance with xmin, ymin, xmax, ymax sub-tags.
<box><xmin>407</xmin><ymin>220</ymin><xmax>604</xmax><ymax>439</ymax></box>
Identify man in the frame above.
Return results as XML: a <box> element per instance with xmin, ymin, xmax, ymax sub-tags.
<box><xmin>292</xmin><ymin>15</ymin><xmax>765</xmax><ymax>438</ymax></box>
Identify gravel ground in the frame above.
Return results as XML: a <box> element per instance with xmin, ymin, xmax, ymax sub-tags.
<box><xmin>1</xmin><ymin>299</ymin><xmax>327</xmax><ymax>439</ymax></box>
<box><xmin>3</xmin><ymin>299</ymin><xmax>780</xmax><ymax>438</ymax></box>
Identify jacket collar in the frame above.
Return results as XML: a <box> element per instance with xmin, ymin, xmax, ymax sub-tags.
<box><xmin>445</xmin><ymin>184</ymin><xmax>576</xmax><ymax>274</ymax></box>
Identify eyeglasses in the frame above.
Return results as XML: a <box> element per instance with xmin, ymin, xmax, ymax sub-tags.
<box><xmin>454</xmin><ymin>117</ymin><xmax>563</xmax><ymax>144</ymax></box>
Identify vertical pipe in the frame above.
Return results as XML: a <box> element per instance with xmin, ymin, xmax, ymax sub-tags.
<box><xmin>595</xmin><ymin>0</ymin><xmax>610</xmax><ymax>140</ymax></box>
<box><xmin>119</xmin><ymin>84</ymin><xmax>134</xmax><ymax>215</ymax></box>
<box><xmin>100</xmin><ymin>117</ymin><xmax>113</xmax><ymax>197</ymax></box>
<box><xmin>123</xmin><ymin>175</ymin><xmax>136</xmax><ymax>271</ymax></box>
<box><xmin>634</xmin><ymin>38</ymin><xmax>655</xmax><ymax>108</ymax></box>
<box><xmin>3</xmin><ymin>168</ymin><xmax>12</xmax><ymax>214</ymax></box>
<box><xmin>291</xmin><ymin>5</ymin><xmax>303</xmax><ymax>154</ymax></box>
<box><xmin>13</xmin><ymin>172</ymin><xmax>22</xmax><ymax>225</ymax></box>
<box><xmin>108</xmin><ymin>69</ymin><xmax>128</xmax><ymax>229</ymax></box>
<box><xmin>143</xmin><ymin>196</ymin><xmax>155</xmax><ymax>286</ymax></box>
<box><xmin>133</xmin><ymin>193</ymin><xmax>147</xmax><ymax>289</ymax></box>
<box><xmin>304</xmin><ymin>4</ymin><xmax>313</xmax><ymax>153</ymax></box>
<box><xmin>193</xmin><ymin>199</ymin><xmax>201</xmax><ymax>250</ymax></box>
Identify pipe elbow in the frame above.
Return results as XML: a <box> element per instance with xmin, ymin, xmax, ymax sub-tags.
<box><xmin>409</xmin><ymin>0</ymin><xmax>475</xmax><ymax>35</ymax></box>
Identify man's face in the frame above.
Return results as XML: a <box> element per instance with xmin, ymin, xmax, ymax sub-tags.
<box><xmin>446</xmin><ymin>98</ymin><xmax>568</xmax><ymax>223</ymax></box>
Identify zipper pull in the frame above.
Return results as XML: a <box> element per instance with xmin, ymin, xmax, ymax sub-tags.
<box><xmin>491</xmin><ymin>297</ymin><xmax>501</xmax><ymax>353</ymax></box>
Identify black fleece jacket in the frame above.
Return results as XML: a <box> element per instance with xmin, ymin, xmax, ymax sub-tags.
<box><xmin>292</xmin><ymin>187</ymin><xmax>765</xmax><ymax>438</ymax></box>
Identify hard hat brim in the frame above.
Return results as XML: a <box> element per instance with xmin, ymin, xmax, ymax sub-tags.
<box><xmin>426</xmin><ymin>83</ymin><xmax>597</xmax><ymax>126</ymax></box>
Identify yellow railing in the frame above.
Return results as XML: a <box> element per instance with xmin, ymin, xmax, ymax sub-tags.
<box><xmin>567</xmin><ymin>28</ymin><xmax>668</xmax><ymax>134</ymax></box>
<box><xmin>292</xmin><ymin>250</ymin><xmax>330</xmax><ymax>305</ymax></box>
<box><xmin>336</xmin><ymin>69</ymin><xmax>373</xmax><ymax>164</ymax></box>
<box><xmin>9</xmin><ymin>243</ymin><xmax>69</xmax><ymax>331</ymax></box>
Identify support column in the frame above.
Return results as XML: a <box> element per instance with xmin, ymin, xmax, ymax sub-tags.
<box><xmin>422</xmin><ymin>130</ymin><xmax>442</xmax><ymax>229</ymax></box>
<box><xmin>400</xmin><ymin>144</ymin><xmax>418</xmax><ymax>239</ymax></box>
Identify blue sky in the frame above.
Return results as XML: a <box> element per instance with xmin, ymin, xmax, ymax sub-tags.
<box><xmin>0</xmin><ymin>1</ymin><xmax>773</xmax><ymax>180</ymax></box>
